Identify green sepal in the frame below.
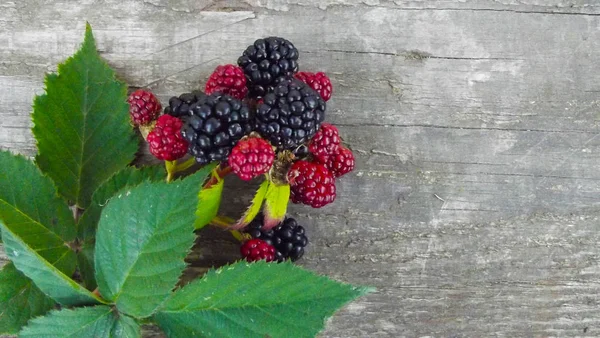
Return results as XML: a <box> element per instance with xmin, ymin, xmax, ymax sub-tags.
<box><xmin>262</xmin><ymin>182</ymin><xmax>290</xmax><ymax>229</ymax></box>
<box><xmin>232</xmin><ymin>180</ymin><xmax>269</xmax><ymax>229</ymax></box>
<box><xmin>194</xmin><ymin>164</ymin><xmax>222</xmax><ymax>230</ymax></box>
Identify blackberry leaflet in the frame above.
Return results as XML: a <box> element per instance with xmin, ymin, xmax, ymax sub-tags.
<box><xmin>246</xmin><ymin>215</ymin><xmax>308</xmax><ymax>262</ymax></box>
<box><xmin>238</xmin><ymin>37</ymin><xmax>299</xmax><ymax>98</ymax></box>
<box><xmin>255</xmin><ymin>78</ymin><xmax>326</xmax><ymax>149</ymax></box>
<box><xmin>167</xmin><ymin>91</ymin><xmax>253</xmax><ymax>164</ymax></box>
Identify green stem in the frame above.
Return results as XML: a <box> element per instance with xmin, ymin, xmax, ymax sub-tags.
<box><xmin>175</xmin><ymin>157</ymin><xmax>196</xmax><ymax>172</ymax></box>
<box><xmin>165</xmin><ymin>160</ymin><xmax>176</xmax><ymax>182</ymax></box>
<box><xmin>210</xmin><ymin>216</ymin><xmax>248</xmax><ymax>243</ymax></box>
<box><xmin>204</xmin><ymin>166</ymin><xmax>232</xmax><ymax>189</ymax></box>
<box><xmin>165</xmin><ymin>157</ymin><xmax>200</xmax><ymax>182</ymax></box>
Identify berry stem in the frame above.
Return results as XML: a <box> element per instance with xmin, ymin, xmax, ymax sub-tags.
<box><xmin>210</xmin><ymin>215</ymin><xmax>248</xmax><ymax>242</ymax></box>
<box><xmin>175</xmin><ymin>157</ymin><xmax>197</xmax><ymax>172</ymax></box>
<box><xmin>230</xmin><ymin>230</ymin><xmax>246</xmax><ymax>242</ymax></box>
<box><xmin>165</xmin><ymin>160</ymin><xmax>176</xmax><ymax>182</ymax></box>
<box><xmin>165</xmin><ymin>157</ymin><xmax>197</xmax><ymax>182</ymax></box>
<box><xmin>211</xmin><ymin>215</ymin><xmax>236</xmax><ymax>227</ymax></box>
<box><xmin>203</xmin><ymin>165</ymin><xmax>232</xmax><ymax>189</ymax></box>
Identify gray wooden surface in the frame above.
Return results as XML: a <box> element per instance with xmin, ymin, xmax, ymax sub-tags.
<box><xmin>2</xmin><ymin>0</ymin><xmax>600</xmax><ymax>336</ymax></box>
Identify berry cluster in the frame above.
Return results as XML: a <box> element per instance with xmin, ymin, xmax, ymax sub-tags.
<box><xmin>126</xmin><ymin>37</ymin><xmax>356</xmax><ymax>264</ymax></box>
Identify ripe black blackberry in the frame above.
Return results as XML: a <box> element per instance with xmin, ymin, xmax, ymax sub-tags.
<box><xmin>246</xmin><ymin>215</ymin><xmax>309</xmax><ymax>262</ymax></box>
<box><xmin>164</xmin><ymin>90</ymin><xmax>207</xmax><ymax>118</ymax></box>
<box><xmin>169</xmin><ymin>92</ymin><xmax>253</xmax><ymax>164</ymax></box>
<box><xmin>238</xmin><ymin>37</ymin><xmax>299</xmax><ymax>98</ymax></box>
<box><xmin>255</xmin><ymin>78</ymin><xmax>326</xmax><ymax>149</ymax></box>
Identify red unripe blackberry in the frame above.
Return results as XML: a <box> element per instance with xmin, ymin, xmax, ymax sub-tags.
<box><xmin>287</xmin><ymin>160</ymin><xmax>336</xmax><ymax>208</ymax></box>
<box><xmin>308</xmin><ymin>123</ymin><xmax>341</xmax><ymax>163</ymax></box>
<box><xmin>295</xmin><ymin>72</ymin><xmax>333</xmax><ymax>101</ymax></box>
<box><xmin>240</xmin><ymin>239</ymin><xmax>276</xmax><ymax>262</ymax></box>
<box><xmin>229</xmin><ymin>137</ymin><xmax>275</xmax><ymax>181</ymax></box>
<box><xmin>147</xmin><ymin>115</ymin><xmax>188</xmax><ymax>161</ymax></box>
<box><xmin>325</xmin><ymin>146</ymin><xmax>355</xmax><ymax>178</ymax></box>
<box><xmin>205</xmin><ymin>64</ymin><xmax>248</xmax><ymax>100</ymax></box>
<box><xmin>128</xmin><ymin>89</ymin><xmax>162</xmax><ymax>126</ymax></box>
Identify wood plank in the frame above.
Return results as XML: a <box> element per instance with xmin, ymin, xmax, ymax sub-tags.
<box><xmin>1</xmin><ymin>0</ymin><xmax>600</xmax><ymax>336</ymax></box>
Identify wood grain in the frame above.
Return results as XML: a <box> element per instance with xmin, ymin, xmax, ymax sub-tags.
<box><xmin>2</xmin><ymin>0</ymin><xmax>600</xmax><ymax>336</ymax></box>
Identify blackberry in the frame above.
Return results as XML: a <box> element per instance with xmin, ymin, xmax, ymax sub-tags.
<box><xmin>171</xmin><ymin>92</ymin><xmax>253</xmax><ymax>164</ymax></box>
<box><xmin>287</xmin><ymin>160</ymin><xmax>336</xmax><ymax>208</ymax></box>
<box><xmin>147</xmin><ymin>115</ymin><xmax>188</xmax><ymax>161</ymax></box>
<box><xmin>255</xmin><ymin>78</ymin><xmax>326</xmax><ymax>149</ymax></box>
<box><xmin>295</xmin><ymin>71</ymin><xmax>333</xmax><ymax>101</ymax></box>
<box><xmin>127</xmin><ymin>89</ymin><xmax>161</xmax><ymax>126</ymax></box>
<box><xmin>240</xmin><ymin>239</ymin><xmax>276</xmax><ymax>262</ymax></box>
<box><xmin>324</xmin><ymin>146</ymin><xmax>355</xmax><ymax>178</ymax></box>
<box><xmin>238</xmin><ymin>37</ymin><xmax>299</xmax><ymax>98</ymax></box>
<box><xmin>164</xmin><ymin>90</ymin><xmax>207</xmax><ymax>118</ymax></box>
<box><xmin>247</xmin><ymin>215</ymin><xmax>308</xmax><ymax>262</ymax></box>
<box><xmin>205</xmin><ymin>64</ymin><xmax>248</xmax><ymax>100</ymax></box>
<box><xmin>308</xmin><ymin>123</ymin><xmax>341</xmax><ymax>163</ymax></box>
<box><xmin>229</xmin><ymin>136</ymin><xmax>275</xmax><ymax>181</ymax></box>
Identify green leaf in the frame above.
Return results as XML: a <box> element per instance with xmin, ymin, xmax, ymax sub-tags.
<box><xmin>1</xmin><ymin>223</ymin><xmax>105</xmax><ymax>307</ymax></box>
<box><xmin>0</xmin><ymin>150</ymin><xmax>76</xmax><ymax>261</ymax></box>
<box><xmin>262</xmin><ymin>182</ymin><xmax>290</xmax><ymax>229</ymax></box>
<box><xmin>18</xmin><ymin>306</ymin><xmax>141</xmax><ymax>338</ymax></box>
<box><xmin>194</xmin><ymin>165</ymin><xmax>222</xmax><ymax>230</ymax></box>
<box><xmin>110</xmin><ymin>313</ymin><xmax>141</xmax><ymax>338</ymax></box>
<box><xmin>78</xmin><ymin>166</ymin><xmax>166</xmax><ymax>241</ymax></box>
<box><xmin>32</xmin><ymin>23</ymin><xmax>137</xmax><ymax>209</ymax></box>
<box><xmin>232</xmin><ymin>180</ymin><xmax>269</xmax><ymax>229</ymax></box>
<box><xmin>94</xmin><ymin>168</ymin><xmax>213</xmax><ymax>318</ymax></box>
<box><xmin>77</xmin><ymin>165</ymin><xmax>166</xmax><ymax>290</ymax></box>
<box><xmin>0</xmin><ymin>263</ymin><xmax>55</xmax><ymax>334</ymax></box>
<box><xmin>154</xmin><ymin>261</ymin><xmax>373</xmax><ymax>338</ymax></box>
<box><xmin>76</xmin><ymin>243</ymin><xmax>97</xmax><ymax>291</ymax></box>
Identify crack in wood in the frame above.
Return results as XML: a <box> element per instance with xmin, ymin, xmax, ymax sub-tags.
<box><xmin>335</xmin><ymin>122</ymin><xmax>599</xmax><ymax>134</ymax></box>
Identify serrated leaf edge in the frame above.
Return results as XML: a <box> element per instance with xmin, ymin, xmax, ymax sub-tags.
<box><xmin>1</xmin><ymin>224</ymin><xmax>106</xmax><ymax>306</ymax></box>
<box><xmin>262</xmin><ymin>183</ymin><xmax>290</xmax><ymax>230</ymax></box>
<box><xmin>32</xmin><ymin>23</ymin><xmax>137</xmax><ymax>208</ymax></box>
<box><xmin>158</xmin><ymin>260</ymin><xmax>374</xmax><ymax>312</ymax></box>
<box><xmin>231</xmin><ymin>180</ymin><xmax>270</xmax><ymax>230</ymax></box>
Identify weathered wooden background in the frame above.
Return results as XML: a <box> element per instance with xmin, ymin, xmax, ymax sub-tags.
<box><xmin>2</xmin><ymin>0</ymin><xmax>600</xmax><ymax>336</ymax></box>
